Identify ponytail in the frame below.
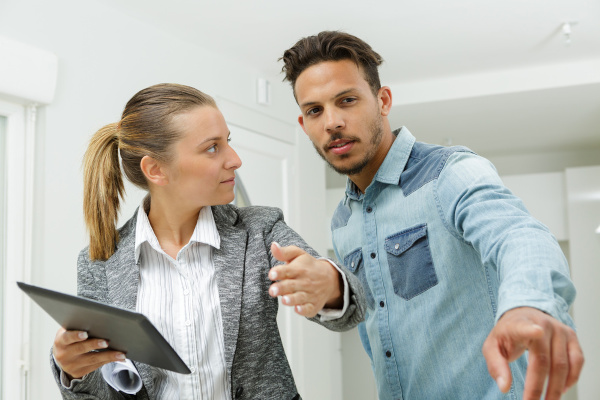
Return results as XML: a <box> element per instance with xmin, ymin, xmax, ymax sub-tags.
<box><xmin>82</xmin><ymin>123</ymin><xmax>124</xmax><ymax>261</ymax></box>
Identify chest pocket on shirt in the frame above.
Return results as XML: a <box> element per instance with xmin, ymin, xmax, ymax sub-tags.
<box><xmin>344</xmin><ymin>248</ymin><xmax>375</xmax><ymax>309</ymax></box>
<box><xmin>385</xmin><ymin>224</ymin><xmax>438</xmax><ymax>300</ymax></box>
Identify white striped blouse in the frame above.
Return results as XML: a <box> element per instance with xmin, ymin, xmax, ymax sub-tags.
<box><xmin>134</xmin><ymin>200</ymin><xmax>230</xmax><ymax>400</ymax></box>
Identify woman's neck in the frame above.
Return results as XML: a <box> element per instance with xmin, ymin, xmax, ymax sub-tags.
<box><xmin>146</xmin><ymin>195</ymin><xmax>202</xmax><ymax>259</ymax></box>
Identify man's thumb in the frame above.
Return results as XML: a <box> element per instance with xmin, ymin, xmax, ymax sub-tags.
<box><xmin>271</xmin><ymin>242</ymin><xmax>304</xmax><ymax>262</ymax></box>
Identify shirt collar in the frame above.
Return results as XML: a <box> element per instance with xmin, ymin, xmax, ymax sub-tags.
<box><xmin>344</xmin><ymin>126</ymin><xmax>416</xmax><ymax>199</ymax></box>
<box><xmin>134</xmin><ymin>196</ymin><xmax>221</xmax><ymax>263</ymax></box>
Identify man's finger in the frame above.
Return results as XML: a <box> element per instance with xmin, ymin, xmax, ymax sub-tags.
<box><xmin>482</xmin><ymin>337</ymin><xmax>513</xmax><ymax>393</ymax></box>
<box><xmin>543</xmin><ymin>330</ymin><xmax>569</xmax><ymax>400</ymax></box>
<box><xmin>270</xmin><ymin>242</ymin><xmax>306</xmax><ymax>263</ymax></box>
<box><xmin>523</xmin><ymin>334</ymin><xmax>551</xmax><ymax>400</ymax></box>
<box><xmin>294</xmin><ymin>303</ymin><xmax>318</xmax><ymax>318</ymax></box>
<box><xmin>269</xmin><ymin>275</ymin><xmax>302</xmax><ymax>297</ymax></box>
<box><xmin>268</xmin><ymin>262</ymin><xmax>303</xmax><ymax>283</ymax></box>
<box><xmin>564</xmin><ymin>332</ymin><xmax>584</xmax><ymax>391</ymax></box>
<box><xmin>281</xmin><ymin>291</ymin><xmax>308</xmax><ymax>307</ymax></box>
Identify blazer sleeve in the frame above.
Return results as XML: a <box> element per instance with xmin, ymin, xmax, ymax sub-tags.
<box><xmin>49</xmin><ymin>249</ymin><xmax>145</xmax><ymax>400</ymax></box>
<box><xmin>258</xmin><ymin>207</ymin><xmax>366</xmax><ymax>332</ymax></box>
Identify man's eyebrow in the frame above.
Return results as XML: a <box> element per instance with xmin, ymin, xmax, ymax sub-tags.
<box><xmin>299</xmin><ymin>89</ymin><xmax>358</xmax><ymax>108</ymax></box>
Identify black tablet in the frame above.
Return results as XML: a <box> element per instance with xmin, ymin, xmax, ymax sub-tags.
<box><xmin>17</xmin><ymin>281</ymin><xmax>190</xmax><ymax>374</ymax></box>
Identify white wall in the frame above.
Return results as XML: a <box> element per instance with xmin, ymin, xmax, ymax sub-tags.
<box><xmin>565</xmin><ymin>166</ymin><xmax>600</xmax><ymax>400</ymax></box>
<box><xmin>0</xmin><ymin>1</ymin><xmax>340</xmax><ymax>399</ymax></box>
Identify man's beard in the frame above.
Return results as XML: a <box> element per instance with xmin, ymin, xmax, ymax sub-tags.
<box><xmin>314</xmin><ymin>115</ymin><xmax>384</xmax><ymax>176</ymax></box>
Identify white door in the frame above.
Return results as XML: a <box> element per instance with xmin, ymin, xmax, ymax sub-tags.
<box><xmin>227</xmin><ymin>123</ymin><xmax>299</xmax><ymax>364</ymax></box>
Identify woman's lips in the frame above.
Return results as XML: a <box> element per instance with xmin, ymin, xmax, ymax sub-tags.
<box><xmin>221</xmin><ymin>177</ymin><xmax>236</xmax><ymax>185</ymax></box>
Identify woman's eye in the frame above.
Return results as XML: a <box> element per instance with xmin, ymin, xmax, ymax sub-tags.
<box><xmin>207</xmin><ymin>144</ymin><xmax>217</xmax><ymax>153</ymax></box>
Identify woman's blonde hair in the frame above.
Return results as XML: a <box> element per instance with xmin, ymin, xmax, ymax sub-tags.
<box><xmin>82</xmin><ymin>83</ymin><xmax>216</xmax><ymax>260</ymax></box>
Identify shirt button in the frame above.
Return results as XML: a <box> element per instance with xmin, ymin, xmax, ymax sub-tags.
<box><xmin>366</xmin><ymin>206</ymin><xmax>373</xmax><ymax>213</ymax></box>
<box><xmin>370</xmin><ymin>253</ymin><xmax>376</xmax><ymax>259</ymax></box>
<box><xmin>190</xmin><ymin>367</ymin><xmax>196</xmax><ymax>373</ymax></box>
<box><xmin>386</xmin><ymin>350</ymin><xmax>392</xmax><ymax>358</ymax></box>
<box><xmin>394</xmin><ymin>243</ymin><xmax>400</xmax><ymax>250</ymax></box>
<box><xmin>183</xmin><ymin>289</ymin><xmax>190</xmax><ymax>295</ymax></box>
<box><xmin>380</xmin><ymin>301</ymin><xmax>385</xmax><ymax>308</ymax></box>
<box><xmin>185</xmin><ymin>320</ymin><xmax>191</xmax><ymax>326</ymax></box>
<box><xmin>351</xmin><ymin>261</ymin><xmax>355</xmax><ymax>268</ymax></box>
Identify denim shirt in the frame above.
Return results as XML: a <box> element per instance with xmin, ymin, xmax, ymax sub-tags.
<box><xmin>331</xmin><ymin>127</ymin><xmax>575</xmax><ymax>400</ymax></box>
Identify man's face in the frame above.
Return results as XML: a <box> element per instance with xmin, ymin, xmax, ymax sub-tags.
<box><xmin>295</xmin><ymin>59</ymin><xmax>390</xmax><ymax>178</ymax></box>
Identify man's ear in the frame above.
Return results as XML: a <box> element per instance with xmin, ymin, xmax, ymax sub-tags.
<box><xmin>298</xmin><ymin>114</ymin><xmax>307</xmax><ymax>134</ymax></box>
<box><xmin>140</xmin><ymin>155</ymin><xmax>168</xmax><ymax>186</ymax></box>
<box><xmin>378</xmin><ymin>86</ymin><xmax>393</xmax><ymax>117</ymax></box>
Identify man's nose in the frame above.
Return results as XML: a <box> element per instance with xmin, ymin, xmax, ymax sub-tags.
<box><xmin>324</xmin><ymin>108</ymin><xmax>345</xmax><ymax>133</ymax></box>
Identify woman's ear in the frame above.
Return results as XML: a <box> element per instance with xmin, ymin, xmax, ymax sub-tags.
<box><xmin>140</xmin><ymin>155</ymin><xmax>169</xmax><ymax>186</ymax></box>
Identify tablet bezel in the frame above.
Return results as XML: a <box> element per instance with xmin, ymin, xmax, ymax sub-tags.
<box><xmin>17</xmin><ymin>281</ymin><xmax>190</xmax><ymax>374</ymax></box>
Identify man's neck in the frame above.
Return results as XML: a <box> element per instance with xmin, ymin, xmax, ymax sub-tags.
<box><xmin>349</xmin><ymin>130</ymin><xmax>396</xmax><ymax>193</ymax></box>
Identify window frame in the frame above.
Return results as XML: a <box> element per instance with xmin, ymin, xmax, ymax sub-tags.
<box><xmin>0</xmin><ymin>98</ymin><xmax>35</xmax><ymax>400</ymax></box>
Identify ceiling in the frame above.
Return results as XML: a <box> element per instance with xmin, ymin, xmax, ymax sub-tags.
<box><xmin>99</xmin><ymin>0</ymin><xmax>600</xmax><ymax>159</ymax></box>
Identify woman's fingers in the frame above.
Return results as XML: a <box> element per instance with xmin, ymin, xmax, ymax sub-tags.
<box><xmin>53</xmin><ymin>328</ymin><xmax>125</xmax><ymax>379</ymax></box>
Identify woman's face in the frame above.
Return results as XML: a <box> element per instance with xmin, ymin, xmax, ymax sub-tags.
<box><xmin>162</xmin><ymin>106</ymin><xmax>242</xmax><ymax>209</ymax></box>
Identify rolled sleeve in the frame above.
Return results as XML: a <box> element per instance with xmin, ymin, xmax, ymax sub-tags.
<box><xmin>436</xmin><ymin>151</ymin><xmax>576</xmax><ymax>327</ymax></box>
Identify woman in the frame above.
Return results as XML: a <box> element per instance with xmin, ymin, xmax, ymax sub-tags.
<box><xmin>51</xmin><ymin>83</ymin><xmax>364</xmax><ymax>399</ymax></box>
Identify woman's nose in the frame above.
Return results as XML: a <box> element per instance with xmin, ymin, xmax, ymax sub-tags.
<box><xmin>226</xmin><ymin>146</ymin><xmax>242</xmax><ymax>170</ymax></box>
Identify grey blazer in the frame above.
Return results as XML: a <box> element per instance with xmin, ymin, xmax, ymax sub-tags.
<box><xmin>51</xmin><ymin>205</ymin><xmax>365</xmax><ymax>400</ymax></box>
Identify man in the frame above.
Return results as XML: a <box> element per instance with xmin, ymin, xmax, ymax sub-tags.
<box><xmin>276</xmin><ymin>31</ymin><xmax>583</xmax><ymax>400</ymax></box>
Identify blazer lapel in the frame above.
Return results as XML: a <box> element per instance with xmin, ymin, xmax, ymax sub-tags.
<box><xmin>103</xmin><ymin>213</ymin><xmax>154</xmax><ymax>399</ymax></box>
<box><xmin>105</xmin><ymin>225</ymin><xmax>139</xmax><ymax>312</ymax></box>
<box><xmin>212</xmin><ymin>206</ymin><xmax>248</xmax><ymax>375</ymax></box>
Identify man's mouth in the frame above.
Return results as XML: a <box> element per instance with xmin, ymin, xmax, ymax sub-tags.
<box><xmin>328</xmin><ymin>139</ymin><xmax>354</xmax><ymax>155</ymax></box>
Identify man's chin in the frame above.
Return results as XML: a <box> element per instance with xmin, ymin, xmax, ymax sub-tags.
<box><xmin>326</xmin><ymin>159</ymin><xmax>368</xmax><ymax>176</ymax></box>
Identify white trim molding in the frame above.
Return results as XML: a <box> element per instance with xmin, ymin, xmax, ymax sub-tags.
<box><xmin>0</xmin><ymin>36</ymin><xmax>58</xmax><ymax>104</ymax></box>
<box><xmin>0</xmin><ymin>99</ymin><xmax>36</xmax><ymax>400</ymax></box>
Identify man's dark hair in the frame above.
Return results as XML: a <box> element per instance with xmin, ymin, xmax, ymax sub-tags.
<box><xmin>280</xmin><ymin>31</ymin><xmax>384</xmax><ymax>98</ymax></box>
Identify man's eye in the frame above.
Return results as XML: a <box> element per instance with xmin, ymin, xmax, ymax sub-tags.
<box><xmin>342</xmin><ymin>97</ymin><xmax>356</xmax><ymax>104</ymax></box>
<box><xmin>307</xmin><ymin>107</ymin><xmax>320</xmax><ymax>115</ymax></box>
